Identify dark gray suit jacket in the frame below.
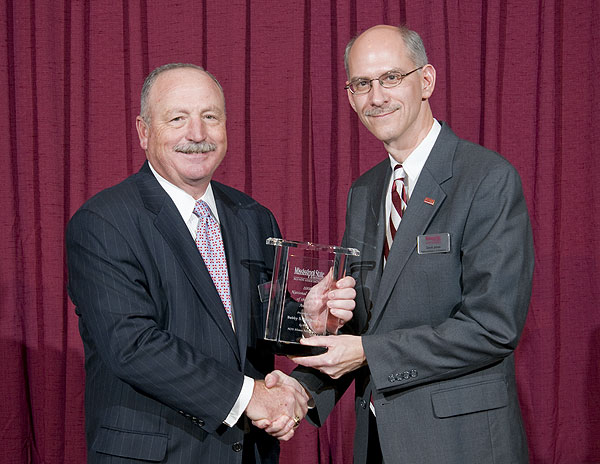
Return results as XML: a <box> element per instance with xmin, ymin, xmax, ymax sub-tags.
<box><xmin>294</xmin><ymin>123</ymin><xmax>534</xmax><ymax>464</ymax></box>
<box><xmin>67</xmin><ymin>162</ymin><xmax>280</xmax><ymax>463</ymax></box>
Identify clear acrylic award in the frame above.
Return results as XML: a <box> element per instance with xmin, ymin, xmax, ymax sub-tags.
<box><xmin>261</xmin><ymin>238</ymin><xmax>360</xmax><ymax>356</ymax></box>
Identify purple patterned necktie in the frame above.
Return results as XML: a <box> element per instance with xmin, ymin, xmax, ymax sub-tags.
<box><xmin>193</xmin><ymin>200</ymin><xmax>233</xmax><ymax>326</ymax></box>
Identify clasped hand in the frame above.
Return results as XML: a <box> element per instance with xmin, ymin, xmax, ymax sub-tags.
<box><xmin>249</xmin><ymin>274</ymin><xmax>357</xmax><ymax>440</ymax></box>
<box><xmin>246</xmin><ymin>371</ymin><xmax>309</xmax><ymax>441</ymax></box>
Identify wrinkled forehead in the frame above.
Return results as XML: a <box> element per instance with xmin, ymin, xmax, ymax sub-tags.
<box><xmin>348</xmin><ymin>33</ymin><xmax>411</xmax><ymax>78</ymax></box>
<box><xmin>148</xmin><ymin>68</ymin><xmax>226</xmax><ymax>114</ymax></box>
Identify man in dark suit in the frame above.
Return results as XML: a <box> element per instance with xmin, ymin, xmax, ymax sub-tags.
<box><xmin>269</xmin><ymin>25</ymin><xmax>534</xmax><ymax>463</ymax></box>
<box><xmin>66</xmin><ymin>63</ymin><xmax>355</xmax><ymax>463</ymax></box>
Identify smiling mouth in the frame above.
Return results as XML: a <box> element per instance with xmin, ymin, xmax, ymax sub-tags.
<box><xmin>365</xmin><ymin>106</ymin><xmax>400</xmax><ymax>118</ymax></box>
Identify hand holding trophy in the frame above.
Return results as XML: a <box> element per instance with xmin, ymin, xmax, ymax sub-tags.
<box><xmin>261</xmin><ymin>238</ymin><xmax>359</xmax><ymax>356</ymax></box>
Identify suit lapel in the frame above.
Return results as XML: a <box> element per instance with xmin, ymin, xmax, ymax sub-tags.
<box><xmin>135</xmin><ymin>163</ymin><xmax>241</xmax><ymax>361</ymax></box>
<box><xmin>213</xmin><ymin>185</ymin><xmax>251</xmax><ymax>368</ymax></box>
<box><xmin>366</xmin><ymin>123</ymin><xmax>456</xmax><ymax>332</ymax></box>
<box><xmin>362</xmin><ymin>163</ymin><xmax>389</xmax><ymax>309</ymax></box>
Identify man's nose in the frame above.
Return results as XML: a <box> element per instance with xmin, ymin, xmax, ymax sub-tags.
<box><xmin>186</xmin><ymin>117</ymin><xmax>207</xmax><ymax>141</ymax></box>
<box><xmin>369</xmin><ymin>80</ymin><xmax>388</xmax><ymax>106</ymax></box>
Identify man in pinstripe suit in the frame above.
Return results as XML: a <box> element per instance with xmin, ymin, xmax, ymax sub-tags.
<box><xmin>66</xmin><ymin>63</ymin><xmax>356</xmax><ymax>463</ymax></box>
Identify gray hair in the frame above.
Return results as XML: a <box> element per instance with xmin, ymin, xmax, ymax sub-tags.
<box><xmin>344</xmin><ymin>25</ymin><xmax>429</xmax><ymax>78</ymax></box>
<box><xmin>139</xmin><ymin>63</ymin><xmax>225</xmax><ymax>122</ymax></box>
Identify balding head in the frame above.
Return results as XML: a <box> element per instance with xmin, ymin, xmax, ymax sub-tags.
<box><xmin>342</xmin><ymin>24</ymin><xmax>436</xmax><ymax>161</ymax></box>
<box><xmin>344</xmin><ymin>25</ymin><xmax>428</xmax><ymax>79</ymax></box>
<box><xmin>140</xmin><ymin>63</ymin><xmax>225</xmax><ymax>123</ymax></box>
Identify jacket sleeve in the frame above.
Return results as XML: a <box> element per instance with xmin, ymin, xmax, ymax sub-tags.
<box><xmin>66</xmin><ymin>207</ymin><xmax>244</xmax><ymax>433</ymax></box>
<box><xmin>364</xmin><ymin>161</ymin><xmax>534</xmax><ymax>393</ymax></box>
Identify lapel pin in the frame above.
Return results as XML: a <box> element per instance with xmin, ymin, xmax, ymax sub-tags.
<box><xmin>424</xmin><ymin>197</ymin><xmax>435</xmax><ymax>206</ymax></box>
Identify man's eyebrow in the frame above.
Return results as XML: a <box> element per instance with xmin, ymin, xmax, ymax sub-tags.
<box><xmin>164</xmin><ymin>106</ymin><xmax>224</xmax><ymax>115</ymax></box>
<box><xmin>349</xmin><ymin>69</ymin><xmax>401</xmax><ymax>80</ymax></box>
<box><xmin>202</xmin><ymin>105</ymin><xmax>224</xmax><ymax>113</ymax></box>
<box><xmin>165</xmin><ymin>108</ymin><xmax>189</xmax><ymax>115</ymax></box>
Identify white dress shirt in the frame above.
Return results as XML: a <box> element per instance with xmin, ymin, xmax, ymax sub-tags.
<box><xmin>149</xmin><ymin>162</ymin><xmax>254</xmax><ymax>427</ymax></box>
<box><xmin>384</xmin><ymin>119</ymin><xmax>442</xmax><ymax>222</ymax></box>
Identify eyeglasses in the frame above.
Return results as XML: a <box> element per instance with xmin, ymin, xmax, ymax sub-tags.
<box><xmin>344</xmin><ymin>67</ymin><xmax>424</xmax><ymax>95</ymax></box>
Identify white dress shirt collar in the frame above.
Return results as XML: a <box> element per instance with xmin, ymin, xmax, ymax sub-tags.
<box><xmin>148</xmin><ymin>162</ymin><xmax>220</xmax><ymax>237</ymax></box>
<box><xmin>388</xmin><ymin>119</ymin><xmax>441</xmax><ymax>197</ymax></box>
<box><xmin>148</xmin><ymin>163</ymin><xmax>251</xmax><ymax>419</ymax></box>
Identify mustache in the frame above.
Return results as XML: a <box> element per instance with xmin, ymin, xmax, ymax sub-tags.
<box><xmin>364</xmin><ymin>105</ymin><xmax>401</xmax><ymax>117</ymax></box>
<box><xmin>174</xmin><ymin>141</ymin><xmax>217</xmax><ymax>154</ymax></box>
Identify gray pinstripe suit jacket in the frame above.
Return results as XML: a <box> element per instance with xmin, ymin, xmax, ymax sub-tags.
<box><xmin>294</xmin><ymin>123</ymin><xmax>534</xmax><ymax>464</ymax></box>
<box><xmin>67</xmin><ymin>161</ymin><xmax>280</xmax><ymax>463</ymax></box>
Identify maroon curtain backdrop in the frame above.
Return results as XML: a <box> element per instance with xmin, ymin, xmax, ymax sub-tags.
<box><xmin>2</xmin><ymin>1</ymin><xmax>599</xmax><ymax>463</ymax></box>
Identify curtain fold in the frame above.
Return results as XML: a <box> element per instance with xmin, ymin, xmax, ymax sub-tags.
<box><xmin>1</xmin><ymin>1</ymin><xmax>598</xmax><ymax>462</ymax></box>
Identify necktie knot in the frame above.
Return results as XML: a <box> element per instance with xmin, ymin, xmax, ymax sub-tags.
<box><xmin>193</xmin><ymin>200</ymin><xmax>211</xmax><ymax>219</ymax></box>
<box><xmin>393</xmin><ymin>164</ymin><xmax>405</xmax><ymax>182</ymax></box>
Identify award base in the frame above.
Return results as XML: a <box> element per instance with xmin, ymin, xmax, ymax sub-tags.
<box><xmin>257</xmin><ymin>339</ymin><xmax>328</xmax><ymax>356</ymax></box>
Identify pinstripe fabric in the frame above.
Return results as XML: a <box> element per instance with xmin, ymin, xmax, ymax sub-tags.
<box><xmin>66</xmin><ymin>162</ymin><xmax>280</xmax><ymax>463</ymax></box>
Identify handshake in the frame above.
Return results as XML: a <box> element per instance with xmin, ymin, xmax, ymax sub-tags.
<box><xmin>245</xmin><ymin>370</ymin><xmax>310</xmax><ymax>441</ymax></box>
<box><xmin>245</xmin><ymin>274</ymin><xmax>360</xmax><ymax>441</ymax></box>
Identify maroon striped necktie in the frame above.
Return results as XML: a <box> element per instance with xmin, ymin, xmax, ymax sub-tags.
<box><xmin>383</xmin><ymin>164</ymin><xmax>408</xmax><ymax>262</ymax></box>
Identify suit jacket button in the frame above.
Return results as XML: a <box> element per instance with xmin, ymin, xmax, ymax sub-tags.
<box><xmin>410</xmin><ymin>369</ymin><xmax>418</xmax><ymax>378</ymax></box>
<box><xmin>232</xmin><ymin>442</ymin><xmax>243</xmax><ymax>452</ymax></box>
<box><xmin>388</xmin><ymin>374</ymin><xmax>395</xmax><ymax>383</ymax></box>
<box><xmin>394</xmin><ymin>373</ymin><xmax>402</xmax><ymax>381</ymax></box>
<box><xmin>360</xmin><ymin>399</ymin><xmax>368</xmax><ymax>409</ymax></box>
<box><xmin>402</xmin><ymin>371</ymin><xmax>410</xmax><ymax>380</ymax></box>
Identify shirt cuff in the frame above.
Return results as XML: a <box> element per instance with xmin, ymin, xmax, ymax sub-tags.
<box><xmin>224</xmin><ymin>375</ymin><xmax>254</xmax><ymax>427</ymax></box>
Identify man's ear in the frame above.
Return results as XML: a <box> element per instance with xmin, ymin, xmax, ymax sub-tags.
<box><xmin>135</xmin><ymin>116</ymin><xmax>149</xmax><ymax>150</ymax></box>
<box><xmin>346</xmin><ymin>88</ymin><xmax>358</xmax><ymax>113</ymax></box>
<box><xmin>421</xmin><ymin>64</ymin><xmax>436</xmax><ymax>100</ymax></box>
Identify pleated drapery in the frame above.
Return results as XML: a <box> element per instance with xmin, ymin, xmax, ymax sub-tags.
<box><xmin>2</xmin><ymin>1</ymin><xmax>599</xmax><ymax>463</ymax></box>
